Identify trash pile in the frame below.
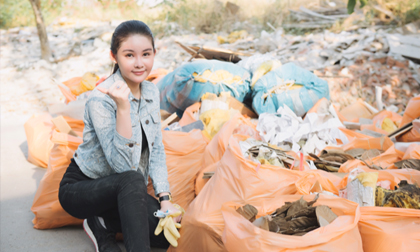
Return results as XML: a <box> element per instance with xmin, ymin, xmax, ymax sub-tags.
<box><xmin>237</xmin><ymin>194</ymin><xmax>338</xmax><ymax>236</ymax></box>
<box><xmin>17</xmin><ymin>8</ymin><xmax>420</xmax><ymax>252</ymax></box>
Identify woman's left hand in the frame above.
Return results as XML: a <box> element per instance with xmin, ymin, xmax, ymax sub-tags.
<box><xmin>160</xmin><ymin>201</ymin><xmax>182</xmax><ymax>223</ymax></box>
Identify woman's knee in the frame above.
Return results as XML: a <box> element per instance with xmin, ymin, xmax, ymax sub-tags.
<box><xmin>117</xmin><ymin>171</ymin><xmax>147</xmax><ymax>194</ymax></box>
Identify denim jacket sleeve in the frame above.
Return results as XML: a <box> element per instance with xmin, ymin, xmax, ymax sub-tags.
<box><xmin>149</xmin><ymin>110</ymin><xmax>170</xmax><ymax>196</ymax></box>
<box><xmin>87</xmin><ymin>96</ymin><xmax>137</xmax><ymax>173</ymax></box>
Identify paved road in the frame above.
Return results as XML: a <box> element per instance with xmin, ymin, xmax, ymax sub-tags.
<box><xmin>0</xmin><ymin>115</ymin><xmax>165</xmax><ymax>252</ymax></box>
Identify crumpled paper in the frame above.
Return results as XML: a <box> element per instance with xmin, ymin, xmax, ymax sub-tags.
<box><xmin>256</xmin><ymin>104</ymin><xmax>348</xmax><ymax>154</ymax></box>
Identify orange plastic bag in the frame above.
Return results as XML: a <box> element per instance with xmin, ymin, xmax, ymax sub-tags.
<box><xmin>339</xmin><ymin>100</ymin><xmax>375</xmax><ymax>122</ymax></box>
<box><xmin>178</xmin><ymin>103</ymin><xmax>200</xmax><ymax>127</ymax></box>
<box><xmin>339</xmin><ymin>137</ymin><xmax>404</xmax><ymax>172</ymax></box>
<box><xmin>221</xmin><ymin>195</ymin><xmax>363</xmax><ymax>252</ymax></box>
<box><xmin>338</xmin><ymin>168</ymin><xmax>420</xmax><ymax>252</ymax></box>
<box><xmin>24</xmin><ymin>113</ymin><xmax>55</xmax><ymax>168</ymax></box>
<box><xmin>295</xmin><ymin>170</ymin><xmax>343</xmax><ymax>196</ymax></box>
<box><xmin>400</xmin><ymin>95</ymin><xmax>420</xmax><ymax>126</ymax></box>
<box><xmin>359</xmin><ymin>207</ymin><xmax>420</xmax><ymax>252</ymax></box>
<box><xmin>195</xmin><ymin>114</ymin><xmax>259</xmax><ymax>195</ymax></box>
<box><xmin>339</xmin><ymin>128</ymin><xmax>373</xmax><ymax>141</ymax></box>
<box><xmin>398</xmin><ymin>96</ymin><xmax>420</xmax><ymax>142</ymax></box>
<box><xmin>402</xmin><ymin>143</ymin><xmax>420</xmax><ymax>159</ymax></box>
<box><xmin>147</xmin><ymin>129</ymin><xmax>208</xmax><ymax>210</ymax></box>
<box><xmin>169</xmin><ymin>136</ymin><xmax>303</xmax><ymax>252</ymax></box>
<box><xmin>146</xmin><ymin>68</ymin><xmax>168</xmax><ymax>84</ymax></box>
<box><xmin>360</xmin><ymin>110</ymin><xmax>402</xmax><ymax>134</ymax></box>
<box><xmin>31</xmin><ymin>130</ymin><xmax>83</xmax><ymax>229</ymax></box>
<box><xmin>57</xmin><ymin>78</ymin><xmax>79</xmax><ymax>103</ymax></box>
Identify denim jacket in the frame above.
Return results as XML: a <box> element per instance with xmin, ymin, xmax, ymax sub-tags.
<box><xmin>74</xmin><ymin>69</ymin><xmax>170</xmax><ymax>196</ymax></box>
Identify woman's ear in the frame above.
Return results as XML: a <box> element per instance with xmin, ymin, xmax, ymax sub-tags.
<box><xmin>110</xmin><ymin>51</ymin><xmax>117</xmax><ymax>64</ymax></box>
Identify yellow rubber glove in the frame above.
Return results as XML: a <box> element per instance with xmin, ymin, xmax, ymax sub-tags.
<box><xmin>154</xmin><ymin>204</ymin><xmax>185</xmax><ymax>247</ymax></box>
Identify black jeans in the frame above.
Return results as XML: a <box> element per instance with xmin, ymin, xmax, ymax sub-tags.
<box><xmin>58</xmin><ymin>159</ymin><xmax>169</xmax><ymax>252</ymax></box>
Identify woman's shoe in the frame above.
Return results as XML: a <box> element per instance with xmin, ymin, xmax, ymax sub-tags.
<box><xmin>83</xmin><ymin>216</ymin><xmax>122</xmax><ymax>252</ymax></box>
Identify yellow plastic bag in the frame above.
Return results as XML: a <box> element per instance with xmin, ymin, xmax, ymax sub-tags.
<box><xmin>199</xmin><ymin>109</ymin><xmax>232</xmax><ymax>140</ymax></box>
<box><xmin>62</xmin><ymin>72</ymin><xmax>99</xmax><ymax>97</ymax></box>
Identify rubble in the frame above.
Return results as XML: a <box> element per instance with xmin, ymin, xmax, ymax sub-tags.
<box><xmin>2</xmin><ymin>13</ymin><xmax>420</xmax><ymax>119</ymax></box>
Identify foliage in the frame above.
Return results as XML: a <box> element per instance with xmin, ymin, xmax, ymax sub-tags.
<box><xmin>0</xmin><ymin>0</ymin><xmax>64</xmax><ymax>28</ymax></box>
<box><xmin>347</xmin><ymin>0</ymin><xmax>368</xmax><ymax>14</ymax></box>
<box><xmin>1</xmin><ymin>0</ymin><xmax>419</xmax><ymax>30</ymax></box>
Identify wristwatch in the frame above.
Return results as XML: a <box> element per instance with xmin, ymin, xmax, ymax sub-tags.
<box><xmin>158</xmin><ymin>193</ymin><xmax>172</xmax><ymax>203</ymax></box>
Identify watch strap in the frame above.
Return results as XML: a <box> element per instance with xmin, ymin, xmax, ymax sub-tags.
<box><xmin>158</xmin><ymin>194</ymin><xmax>172</xmax><ymax>203</ymax></box>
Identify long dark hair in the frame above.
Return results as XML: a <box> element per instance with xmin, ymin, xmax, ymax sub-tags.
<box><xmin>110</xmin><ymin>20</ymin><xmax>155</xmax><ymax>74</ymax></box>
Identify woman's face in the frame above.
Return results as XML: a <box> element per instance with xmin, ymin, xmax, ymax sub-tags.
<box><xmin>112</xmin><ymin>34</ymin><xmax>155</xmax><ymax>86</ymax></box>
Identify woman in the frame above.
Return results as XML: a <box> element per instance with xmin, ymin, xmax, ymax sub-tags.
<box><xmin>59</xmin><ymin>20</ymin><xmax>180</xmax><ymax>252</ymax></box>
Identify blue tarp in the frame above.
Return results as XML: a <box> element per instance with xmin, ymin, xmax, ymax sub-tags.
<box><xmin>157</xmin><ymin>60</ymin><xmax>251</xmax><ymax>117</ymax></box>
<box><xmin>252</xmin><ymin>63</ymin><xmax>330</xmax><ymax>116</ymax></box>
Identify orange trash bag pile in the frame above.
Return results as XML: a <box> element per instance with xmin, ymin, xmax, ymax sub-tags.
<box><xmin>169</xmin><ymin>137</ymin><xmax>303</xmax><ymax>252</ymax></box>
<box><xmin>31</xmin><ymin>126</ymin><xmax>83</xmax><ymax>229</ymax></box>
<box><xmin>25</xmin><ymin>70</ymin><xmax>420</xmax><ymax>252</ymax></box>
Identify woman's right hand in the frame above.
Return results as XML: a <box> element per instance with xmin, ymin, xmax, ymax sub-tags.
<box><xmin>97</xmin><ymin>80</ymin><xmax>131</xmax><ymax>111</ymax></box>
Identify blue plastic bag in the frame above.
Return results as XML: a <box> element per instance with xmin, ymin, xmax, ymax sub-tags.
<box><xmin>157</xmin><ymin>60</ymin><xmax>251</xmax><ymax>117</ymax></box>
<box><xmin>252</xmin><ymin>63</ymin><xmax>330</xmax><ymax>116</ymax></box>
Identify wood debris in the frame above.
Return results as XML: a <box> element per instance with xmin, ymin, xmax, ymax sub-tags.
<box><xmin>310</xmin><ymin>150</ymin><xmax>354</xmax><ymax>172</ymax></box>
<box><xmin>247</xmin><ymin>144</ymin><xmax>295</xmax><ymax>168</ymax></box>
<box><xmin>394</xmin><ymin>159</ymin><xmax>420</xmax><ymax>171</ymax></box>
<box><xmin>240</xmin><ymin>194</ymin><xmax>338</xmax><ymax>236</ymax></box>
<box><xmin>236</xmin><ymin>204</ymin><xmax>258</xmax><ymax>223</ymax></box>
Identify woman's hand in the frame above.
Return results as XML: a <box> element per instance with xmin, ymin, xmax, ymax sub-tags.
<box><xmin>97</xmin><ymin>80</ymin><xmax>131</xmax><ymax>111</ymax></box>
<box><xmin>160</xmin><ymin>201</ymin><xmax>182</xmax><ymax>223</ymax></box>
<box><xmin>97</xmin><ymin>80</ymin><xmax>132</xmax><ymax>139</ymax></box>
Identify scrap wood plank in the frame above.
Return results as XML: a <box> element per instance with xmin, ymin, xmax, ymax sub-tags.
<box><xmin>175</xmin><ymin>41</ymin><xmax>250</xmax><ymax>63</ymax></box>
<box><xmin>161</xmin><ymin>112</ymin><xmax>178</xmax><ymax>129</ymax></box>
<box><xmin>387</xmin><ymin>116</ymin><xmax>419</xmax><ymax>139</ymax></box>
<box><xmin>299</xmin><ymin>6</ymin><xmax>347</xmax><ymax>20</ymax></box>
<box><xmin>203</xmin><ymin>172</ymin><xmax>215</xmax><ymax>179</ymax></box>
<box><xmin>283</xmin><ymin>21</ymin><xmax>335</xmax><ymax>29</ymax></box>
